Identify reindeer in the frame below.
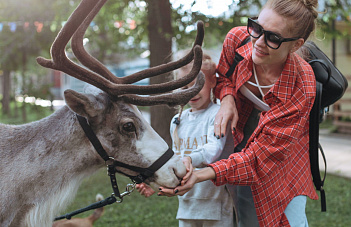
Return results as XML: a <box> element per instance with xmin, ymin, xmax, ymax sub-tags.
<box><xmin>0</xmin><ymin>0</ymin><xmax>205</xmax><ymax>226</ymax></box>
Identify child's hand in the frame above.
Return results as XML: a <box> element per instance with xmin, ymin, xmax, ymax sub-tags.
<box><xmin>181</xmin><ymin>156</ymin><xmax>193</xmax><ymax>185</ymax></box>
<box><xmin>136</xmin><ymin>183</ymin><xmax>155</xmax><ymax>198</ymax></box>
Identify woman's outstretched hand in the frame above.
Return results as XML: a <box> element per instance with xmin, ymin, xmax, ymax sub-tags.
<box><xmin>214</xmin><ymin>95</ymin><xmax>238</xmax><ymax>138</ymax></box>
<box><xmin>158</xmin><ymin>167</ymin><xmax>216</xmax><ymax>197</ymax></box>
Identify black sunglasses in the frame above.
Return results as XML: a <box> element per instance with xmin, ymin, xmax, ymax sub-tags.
<box><xmin>247</xmin><ymin>17</ymin><xmax>301</xmax><ymax>49</ymax></box>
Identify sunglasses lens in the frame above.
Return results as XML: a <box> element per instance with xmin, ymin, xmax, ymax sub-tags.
<box><xmin>248</xmin><ymin>20</ymin><xmax>262</xmax><ymax>38</ymax></box>
<box><xmin>266</xmin><ymin>33</ymin><xmax>282</xmax><ymax>49</ymax></box>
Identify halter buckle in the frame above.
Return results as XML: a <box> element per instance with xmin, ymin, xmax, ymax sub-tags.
<box><xmin>105</xmin><ymin>156</ymin><xmax>115</xmax><ymax>166</ymax></box>
<box><xmin>112</xmin><ymin>183</ymin><xmax>136</xmax><ymax>203</ymax></box>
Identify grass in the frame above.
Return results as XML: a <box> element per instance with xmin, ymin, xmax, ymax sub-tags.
<box><xmin>59</xmin><ymin>168</ymin><xmax>351</xmax><ymax>227</ymax></box>
<box><xmin>306</xmin><ymin>174</ymin><xmax>351</xmax><ymax>226</ymax></box>
<box><xmin>59</xmin><ymin>169</ymin><xmax>179</xmax><ymax>227</ymax></box>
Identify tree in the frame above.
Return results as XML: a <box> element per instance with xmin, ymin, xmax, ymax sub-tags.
<box><xmin>1</xmin><ymin>70</ymin><xmax>11</xmax><ymax>116</ymax></box>
<box><xmin>145</xmin><ymin>0</ymin><xmax>175</xmax><ymax>146</ymax></box>
<box><xmin>0</xmin><ymin>0</ymin><xmax>58</xmax><ymax>117</ymax></box>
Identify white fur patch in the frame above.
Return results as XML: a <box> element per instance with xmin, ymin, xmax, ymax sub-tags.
<box><xmin>130</xmin><ymin>105</ymin><xmax>186</xmax><ymax>187</ymax></box>
<box><xmin>25</xmin><ymin>175</ymin><xmax>86</xmax><ymax>227</ymax></box>
<box><xmin>131</xmin><ymin>105</ymin><xmax>169</xmax><ymax>162</ymax></box>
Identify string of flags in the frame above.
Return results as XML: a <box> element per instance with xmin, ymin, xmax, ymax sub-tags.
<box><xmin>0</xmin><ymin>19</ymin><xmax>137</xmax><ymax>33</ymax></box>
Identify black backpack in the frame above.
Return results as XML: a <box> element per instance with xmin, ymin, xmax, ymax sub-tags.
<box><xmin>225</xmin><ymin>38</ymin><xmax>348</xmax><ymax>212</ymax></box>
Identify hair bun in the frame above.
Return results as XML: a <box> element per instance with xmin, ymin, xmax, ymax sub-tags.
<box><xmin>302</xmin><ymin>0</ymin><xmax>318</xmax><ymax>8</ymax></box>
<box><xmin>301</xmin><ymin>0</ymin><xmax>318</xmax><ymax>18</ymax></box>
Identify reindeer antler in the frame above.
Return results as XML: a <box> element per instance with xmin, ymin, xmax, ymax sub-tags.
<box><xmin>37</xmin><ymin>0</ymin><xmax>205</xmax><ymax>106</ymax></box>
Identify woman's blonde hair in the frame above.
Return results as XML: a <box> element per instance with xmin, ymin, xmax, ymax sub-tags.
<box><xmin>172</xmin><ymin>49</ymin><xmax>217</xmax><ymax>151</ymax></box>
<box><xmin>264</xmin><ymin>0</ymin><xmax>319</xmax><ymax>41</ymax></box>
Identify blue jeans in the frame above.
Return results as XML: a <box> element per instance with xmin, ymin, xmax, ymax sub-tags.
<box><xmin>284</xmin><ymin>195</ymin><xmax>309</xmax><ymax>227</ymax></box>
<box><xmin>236</xmin><ymin>186</ymin><xmax>308</xmax><ymax>227</ymax></box>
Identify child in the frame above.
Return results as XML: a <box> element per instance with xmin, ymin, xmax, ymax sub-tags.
<box><xmin>137</xmin><ymin>50</ymin><xmax>235</xmax><ymax>227</ymax></box>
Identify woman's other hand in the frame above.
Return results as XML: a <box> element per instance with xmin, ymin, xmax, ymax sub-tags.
<box><xmin>214</xmin><ymin>95</ymin><xmax>238</xmax><ymax>138</ymax></box>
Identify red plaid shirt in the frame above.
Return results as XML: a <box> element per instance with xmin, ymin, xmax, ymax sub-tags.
<box><xmin>210</xmin><ymin>26</ymin><xmax>318</xmax><ymax>227</ymax></box>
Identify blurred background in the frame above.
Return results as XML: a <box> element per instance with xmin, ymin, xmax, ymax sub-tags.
<box><xmin>1</xmin><ymin>0</ymin><xmax>350</xmax><ymax>140</ymax></box>
<box><xmin>0</xmin><ymin>0</ymin><xmax>351</xmax><ymax>226</ymax></box>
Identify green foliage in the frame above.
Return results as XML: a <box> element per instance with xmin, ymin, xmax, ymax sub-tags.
<box><xmin>172</xmin><ymin>9</ymin><xmax>239</xmax><ymax>50</ymax></box>
<box><xmin>1</xmin><ymin>0</ymin><xmax>351</xmax><ymax>106</ymax></box>
<box><xmin>0</xmin><ymin>101</ymin><xmax>53</xmax><ymax>124</ymax></box>
<box><xmin>0</xmin><ymin>0</ymin><xmax>58</xmax><ymax>70</ymax></box>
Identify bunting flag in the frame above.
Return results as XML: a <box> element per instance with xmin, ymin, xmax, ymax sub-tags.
<box><xmin>0</xmin><ymin>21</ymin><xmax>50</xmax><ymax>33</ymax></box>
<box><xmin>34</xmin><ymin>21</ymin><xmax>43</xmax><ymax>32</ymax></box>
<box><xmin>0</xmin><ymin>20</ymin><xmax>138</xmax><ymax>33</ymax></box>
<box><xmin>9</xmin><ymin>22</ymin><xmax>16</xmax><ymax>32</ymax></box>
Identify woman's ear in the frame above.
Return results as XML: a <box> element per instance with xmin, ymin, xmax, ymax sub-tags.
<box><xmin>291</xmin><ymin>38</ymin><xmax>305</xmax><ymax>53</ymax></box>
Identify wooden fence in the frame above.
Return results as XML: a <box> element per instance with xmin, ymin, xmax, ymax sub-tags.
<box><xmin>332</xmin><ymin>75</ymin><xmax>351</xmax><ymax>134</ymax></box>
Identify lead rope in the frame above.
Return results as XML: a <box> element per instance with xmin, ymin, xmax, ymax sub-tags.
<box><xmin>54</xmin><ymin>184</ymin><xmax>135</xmax><ymax>221</ymax></box>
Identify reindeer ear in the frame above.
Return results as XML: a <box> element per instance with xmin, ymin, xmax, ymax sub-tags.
<box><xmin>64</xmin><ymin>89</ymin><xmax>102</xmax><ymax>118</ymax></box>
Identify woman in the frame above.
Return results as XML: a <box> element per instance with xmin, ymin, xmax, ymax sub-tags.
<box><xmin>160</xmin><ymin>0</ymin><xmax>319</xmax><ymax>226</ymax></box>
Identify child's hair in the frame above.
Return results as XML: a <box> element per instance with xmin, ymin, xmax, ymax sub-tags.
<box><xmin>172</xmin><ymin>49</ymin><xmax>217</xmax><ymax>151</ymax></box>
<box><xmin>173</xmin><ymin>49</ymin><xmax>217</xmax><ymax>103</ymax></box>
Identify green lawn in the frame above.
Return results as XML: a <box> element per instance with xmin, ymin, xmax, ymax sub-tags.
<box><xmin>58</xmin><ymin>169</ymin><xmax>179</xmax><ymax>227</ymax></box>
<box><xmin>60</xmin><ymin>169</ymin><xmax>351</xmax><ymax>227</ymax></box>
<box><xmin>306</xmin><ymin>173</ymin><xmax>351</xmax><ymax>227</ymax></box>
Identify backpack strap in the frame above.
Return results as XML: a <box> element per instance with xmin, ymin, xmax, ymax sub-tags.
<box><xmin>225</xmin><ymin>37</ymin><xmax>250</xmax><ymax>78</ymax></box>
<box><xmin>309</xmin><ymin>81</ymin><xmax>327</xmax><ymax>212</ymax></box>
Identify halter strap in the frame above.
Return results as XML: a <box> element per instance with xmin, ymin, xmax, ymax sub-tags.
<box><xmin>55</xmin><ymin>115</ymin><xmax>175</xmax><ymax>221</ymax></box>
<box><xmin>76</xmin><ymin>114</ymin><xmax>174</xmax><ymax>184</ymax></box>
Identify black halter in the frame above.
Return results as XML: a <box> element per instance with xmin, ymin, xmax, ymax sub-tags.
<box><xmin>54</xmin><ymin>114</ymin><xmax>174</xmax><ymax>221</ymax></box>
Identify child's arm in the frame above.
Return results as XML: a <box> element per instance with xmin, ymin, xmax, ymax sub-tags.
<box><xmin>188</xmin><ymin>122</ymin><xmax>229</xmax><ymax>168</ymax></box>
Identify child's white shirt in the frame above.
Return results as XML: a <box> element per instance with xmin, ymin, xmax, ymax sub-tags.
<box><xmin>170</xmin><ymin>102</ymin><xmax>234</xmax><ymax>221</ymax></box>
<box><xmin>170</xmin><ymin>102</ymin><xmax>228</xmax><ymax>168</ymax></box>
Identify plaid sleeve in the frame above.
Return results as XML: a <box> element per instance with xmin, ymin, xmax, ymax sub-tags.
<box><xmin>214</xmin><ymin>27</ymin><xmax>248</xmax><ymax>101</ymax></box>
<box><xmin>210</xmin><ymin>75</ymin><xmax>315</xmax><ymax>186</ymax></box>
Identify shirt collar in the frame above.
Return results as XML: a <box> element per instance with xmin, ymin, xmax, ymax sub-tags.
<box><xmin>235</xmin><ymin>41</ymin><xmax>253</xmax><ymax>92</ymax></box>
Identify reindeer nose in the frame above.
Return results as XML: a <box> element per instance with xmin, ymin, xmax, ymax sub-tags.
<box><xmin>174</xmin><ymin>160</ymin><xmax>187</xmax><ymax>179</ymax></box>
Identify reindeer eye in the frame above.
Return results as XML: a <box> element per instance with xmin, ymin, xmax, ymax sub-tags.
<box><xmin>123</xmin><ymin>122</ymin><xmax>136</xmax><ymax>132</ymax></box>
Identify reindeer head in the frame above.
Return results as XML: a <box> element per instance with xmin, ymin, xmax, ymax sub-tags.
<box><xmin>36</xmin><ymin>0</ymin><xmax>205</xmax><ymax>188</ymax></box>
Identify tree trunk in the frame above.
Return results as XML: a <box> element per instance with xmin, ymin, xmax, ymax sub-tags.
<box><xmin>2</xmin><ymin>70</ymin><xmax>11</xmax><ymax>116</ymax></box>
<box><xmin>146</xmin><ymin>0</ymin><xmax>176</xmax><ymax>147</ymax></box>
<box><xmin>21</xmin><ymin>49</ymin><xmax>27</xmax><ymax>122</ymax></box>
